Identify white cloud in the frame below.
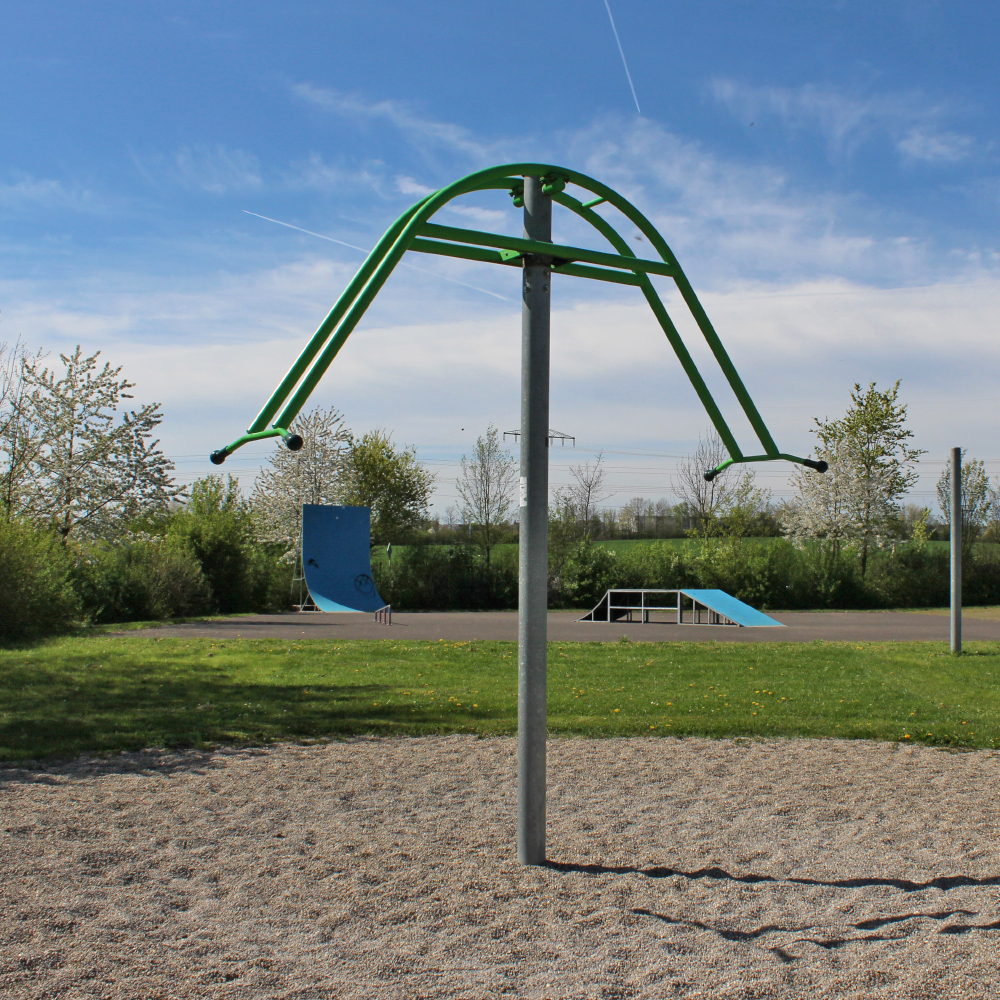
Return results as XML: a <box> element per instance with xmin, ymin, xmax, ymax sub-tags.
<box><xmin>172</xmin><ymin>144</ymin><xmax>263</xmax><ymax>193</ymax></box>
<box><xmin>0</xmin><ymin>174</ymin><xmax>97</xmax><ymax>211</ymax></box>
<box><xmin>131</xmin><ymin>144</ymin><xmax>264</xmax><ymax>194</ymax></box>
<box><xmin>710</xmin><ymin>78</ymin><xmax>975</xmax><ymax>165</ymax></box>
<box><xmin>9</xmin><ymin>92</ymin><xmax>999</xmax><ymax>508</ymax></box>
<box><xmin>284</xmin><ymin>153</ymin><xmax>389</xmax><ymax>195</ymax></box>
<box><xmin>281</xmin><ymin>93</ymin><xmax>987</xmax><ymax>285</ymax></box>
<box><xmin>6</xmin><ymin>254</ymin><xmax>1000</xmax><ymax>508</ymax></box>
<box><xmin>563</xmin><ymin>115</ymin><xmax>958</xmax><ymax>287</ymax></box>
<box><xmin>898</xmin><ymin>129</ymin><xmax>975</xmax><ymax>164</ymax></box>
<box><xmin>291</xmin><ymin>83</ymin><xmax>496</xmax><ymax>161</ymax></box>
<box><xmin>396</xmin><ymin>175</ymin><xmax>434</xmax><ymax>197</ymax></box>
<box><xmin>445</xmin><ymin>204</ymin><xmax>507</xmax><ymax>226</ymax></box>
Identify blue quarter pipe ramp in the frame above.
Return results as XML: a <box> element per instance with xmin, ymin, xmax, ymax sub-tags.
<box><xmin>301</xmin><ymin>504</ymin><xmax>387</xmax><ymax>613</ymax></box>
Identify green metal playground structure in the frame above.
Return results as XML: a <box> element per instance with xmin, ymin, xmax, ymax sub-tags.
<box><xmin>211</xmin><ymin>163</ymin><xmax>826</xmax><ymax>867</ymax></box>
<box><xmin>210</xmin><ymin>162</ymin><xmax>826</xmax><ymax>480</ymax></box>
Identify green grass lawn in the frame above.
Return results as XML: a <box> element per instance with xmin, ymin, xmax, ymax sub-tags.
<box><xmin>1</xmin><ymin>637</ymin><xmax>997</xmax><ymax>762</ymax></box>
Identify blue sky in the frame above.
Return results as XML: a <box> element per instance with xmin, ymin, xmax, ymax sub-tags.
<box><xmin>4</xmin><ymin>1</ymin><xmax>1000</xmax><ymax>513</ymax></box>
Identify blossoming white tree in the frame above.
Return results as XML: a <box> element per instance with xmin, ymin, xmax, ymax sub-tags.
<box><xmin>784</xmin><ymin>382</ymin><xmax>922</xmax><ymax>573</ymax></box>
<box><xmin>251</xmin><ymin>406</ymin><xmax>352</xmax><ymax>562</ymax></box>
<box><xmin>5</xmin><ymin>346</ymin><xmax>181</xmax><ymax>539</ymax></box>
<box><xmin>783</xmin><ymin>438</ymin><xmax>872</xmax><ymax>558</ymax></box>
<box><xmin>936</xmin><ymin>451</ymin><xmax>996</xmax><ymax>554</ymax></box>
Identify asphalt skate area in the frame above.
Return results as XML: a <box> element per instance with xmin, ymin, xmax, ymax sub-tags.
<box><xmin>129</xmin><ymin>608</ymin><xmax>1000</xmax><ymax>643</ymax></box>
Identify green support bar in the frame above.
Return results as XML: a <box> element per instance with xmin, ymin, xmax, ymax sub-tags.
<box><xmin>415</xmin><ymin>221</ymin><xmax>680</xmax><ymax>278</ymax></box>
<box><xmin>409</xmin><ymin>237</ymin><xmax>643</xmax><ymax>286</ymax></box>
<box><xmin>211</xmin><ymin>162</ymin><xmax>826</xmax><ymax>480</ymax></box>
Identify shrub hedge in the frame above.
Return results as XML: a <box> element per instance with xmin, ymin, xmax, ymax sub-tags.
<box><xmin>373</xmin><ymin>536</ymin><xmax>1000</xmax><ymax>613</ymax></box>
<box><xmin>0</xmin><ymin>518</ymin><xmax>82</xmax><ymax>642</ymax></box>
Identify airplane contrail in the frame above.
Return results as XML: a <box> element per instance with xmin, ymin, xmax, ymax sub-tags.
<box><xmin>604</xmin><ymin>0</ymin><xmax>641</xmax><ymax>114</ymax></box>
<box><xmin>243</xmin><ymin>210</ymin><xmax>510</xmax><ymax>301</ymax></box>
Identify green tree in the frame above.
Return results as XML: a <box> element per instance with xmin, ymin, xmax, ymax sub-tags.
<box><xmin>456</xmin><ymin>424</ymin><xmax>517</xmax><ymax>567</ymax></box>
<box><xmin>8</xmin><ymin>346</ymin><xmax>181</xmax><ymax>540</ymax></box>
<box><xmin>167</xmin><ymin>475</ymin><xmax>252</xmax><ymax>613</ymax></box>
<box><xmin>936</xmin><ymin>452</ymin><xmax>995</xmax><ymax>558</ymax></box>
<box><xmin>251</xmin><ymin>406</ymin><xmax>351</xmax><ymax>563</ymax></box>
<box><xmin>548</xmin><ymin>490</ymin><xmax>586</xmax><ymax>590</ymax></box>
<box><xmin>168</xmin><ymin>474</ymin><xmax>289</xmax><ymax>614</ymax></box>
<box><xmin>710</xmin><ymin>469</ymin><xmax>773</xmax><ymax>542</ymax></box>
<box><xmin>0</xmin><ymin>339</ymin><xmax>43</xmax><ymax>522</ymax></box>
<box><xmin>812</xmin><ymin>381</ymin><xmax>923</xmax><ymax>575</ymax></box>
<box><xmin>0</xmin><ymin>517</ymin><xmax>81</xmax><ymax>641</ymax></box>
<box><xmin>342</xmin><ymin>430</ymin><xmax>434</xmax><ymax>544</ymax></box>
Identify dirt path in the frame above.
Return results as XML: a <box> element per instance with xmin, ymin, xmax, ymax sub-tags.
<box><xmin>2</xmin><ymin>736</ymin><xmax>999</xmax><ymax>998</ymax></box>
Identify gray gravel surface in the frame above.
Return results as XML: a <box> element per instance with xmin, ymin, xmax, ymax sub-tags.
<box><xmin>2</xmin><ymin>736</ymin><xmax>999</xmax><ymax>998</ymax></box>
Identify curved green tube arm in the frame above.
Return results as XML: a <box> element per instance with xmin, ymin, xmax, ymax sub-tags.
<box><xmin>212</xmin><ymin>162</ymin><xmax>825</xmax><ymax>479</ymax></box>
<box><xmin>704</xmin><ymin>454</ymin><xmax>829</xmax><ymax>482</ymax></box>
<box><xmin>210</xmin><ymin>427</ymin><xmax>302</xmax><ymax>465</ymax></box>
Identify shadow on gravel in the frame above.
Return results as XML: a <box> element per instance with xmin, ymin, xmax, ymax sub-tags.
<box><xmin>631</xmin><ymin>904</ymin><xmax>998</xmax><ymax>962</ymax></box>
<box><xmin>554</xmin><ymin>860</ymin><xmax>1000</xmax><ymax>964</ymax></box>
<box><xmin>0</xmin><ymin>747</ymin><xmax>260</xmax><ymax>783</ymax></box>
<box><xmin>0</xmin><ymin>736</ymin><xmax>404</xmax><ymax>783</ymax></box>
<box><xmin>546</xmin><ymin>860</ymin><xmax>1000</xmax><ymax>892</ymax></box>
<box><xmin>631</xmin><ymin>908</ymin><xmax>812</xmax><ymax>941</ymax></box>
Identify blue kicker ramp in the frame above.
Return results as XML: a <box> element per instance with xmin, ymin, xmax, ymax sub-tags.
<box><xmin>682</xmin><ymin>589</ymin><xmax>783</xmax><ymax>627</ymax></box>
<box><xmin>301</xmin><ymin>504</ymin><xmax>387</xmax><ymax>613</ymax></box>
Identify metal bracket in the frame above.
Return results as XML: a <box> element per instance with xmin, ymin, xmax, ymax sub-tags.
<box><xmin>541</xmin><ymin>173</ymin><xmax>568</xmax><ymax>195</ymax></box>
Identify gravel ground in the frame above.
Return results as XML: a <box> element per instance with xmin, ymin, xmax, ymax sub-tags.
<box><xmin>2</xmin><ymin>736</ymin><xmax>999</xmax><ymax>999</ymax></box>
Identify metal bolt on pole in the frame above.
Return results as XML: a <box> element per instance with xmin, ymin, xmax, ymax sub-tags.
<box><xmin>950</xmin><ymin>446</ymin><xmax>962</xmax><ymax>655</ymax></box>
<box><xmin>517</xmin><ymin>175</ymin><xmax>552</xmax><ymax>866</ymax></box>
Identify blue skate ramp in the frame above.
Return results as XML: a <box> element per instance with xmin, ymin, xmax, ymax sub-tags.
<box><xmin>578</xmin><ymin>588</ymin><xmax>783</xmax><ymax>626</ymax></box>
<box><xmin>682</xmin><ymin>589</ymin><xmax>783</xmax><ymax>627</ymax></box>
<box><xmin>301</xmin><ymin>504</ymin><xmax>386</xmax><ymax>613</ymax></box>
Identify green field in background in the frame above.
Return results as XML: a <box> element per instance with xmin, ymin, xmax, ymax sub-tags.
<box><xmin>370</xmin><ymin>538</ymin><xmax>995</xmax><ymax>564</ymax></box>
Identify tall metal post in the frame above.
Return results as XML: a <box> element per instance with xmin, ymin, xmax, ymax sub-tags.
<box><xmin>951</xmin><ymin>446</ymin><xmax>962</xmax><ymax>655</ymax></box>
<box><xmin>518</xmin><ymin>175</ymin><xmax>552</xmax><ymax>865</ymax></box>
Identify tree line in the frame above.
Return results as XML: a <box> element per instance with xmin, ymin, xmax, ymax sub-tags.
<box><xmin>0</xmin><ymin>343</ymin><xmax>434</xmax><ymax>639</ymax></box>
<box><xmin>3</xmin><ymin>342</ymin><xmax>998</xmax><ymax>638</ymax></box>
<box><xmin>413</xmin><ymin>382</ymin><xmax>1000</xmax><ymax>613</ymax></box>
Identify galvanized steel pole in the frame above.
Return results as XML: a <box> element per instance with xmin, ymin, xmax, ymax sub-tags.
<box><xmin>951</xmin><ymin>446</ymin><xmax>962</xmax><ymax>655</ymax></box>
<box><xmin>517</xmin><ymin>175</ymin><xmax>552</xmax><ymax>865</ymax></box>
